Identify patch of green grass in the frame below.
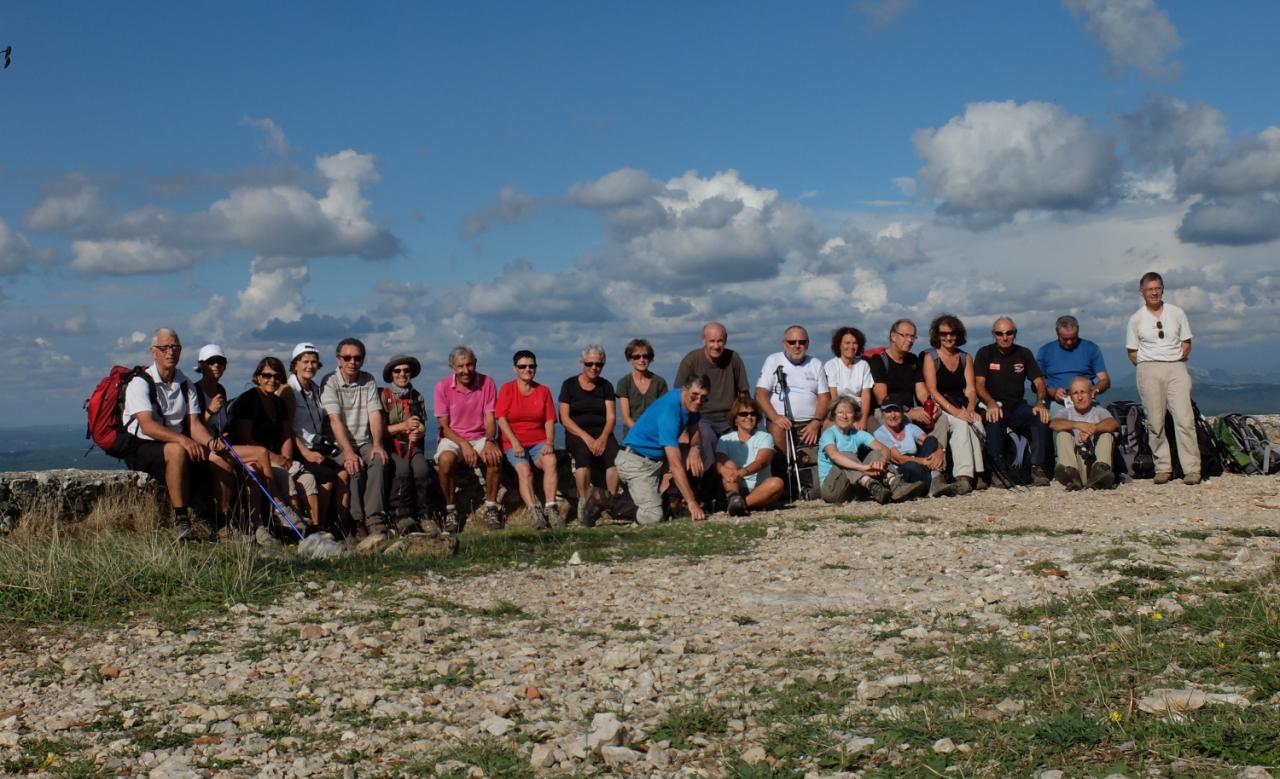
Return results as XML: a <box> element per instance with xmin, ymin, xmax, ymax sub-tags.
<box><xmin>732</xmin><ymin>615</ymin><xmax>759</xmax><ymax>626</ymax></box>
<box><xmin>612</xmin><ymin>619</ymin><xmax>640</xmax><ymax>631</ymax></box>
<box><xmin>832</xmin><ymin>514</ymin><xmax>883</xmax><ymax>525</ymax></box>
<box><xmin>1176</xmin><ymin>529</ymin><xmax>1212</xmax><ymax>541</ymax></box>
<box><xmin>1072</xmin><ymin>546</ymin><xmax>1134</xmax><ymax>565</ymax></box>
<box><xmin>1193</xmin><ymin>551</ymin><xmax>1229</xmax><ymax>561</ymax></box>
<box><xmin>0</xmin><ymin>519</ymin><xmax>766</xmax><ymax>631</ymax></box>
<box><xmin>1112</xmin><ymin>562</ymin><xmax>1179</xmax><ymax>581</ymax></box>
<box><xmin>650</xmin><ymin>703</ymin><xmax>729</xmax><ymax>748</ymax></box>
<box><xmin>427</xmin><ymin>738</ymin><xmax>534</xmax><ymax>779</ymax></box>
<box><xmin>957</xmin><ymin>526</ymin><xmax>1084</xmax><ymax>538</ymax></box>
<box><xmin>1026</xmin><ymin>559</ymin><xmax>1063</xmax><ymax>575</ymax></box>
<box><xmin>1223</xmin><ymin>527</ymin><xmax>1280</xmax><ymax>538</ymax></box>
<box><xmin>820</xmin><ymin>562</ymin><xmax>852</xmax><ymax>570</ymax></box>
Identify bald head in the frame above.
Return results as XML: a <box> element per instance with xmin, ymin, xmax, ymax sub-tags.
<box><xmin>702</xmin><ymin>322</ymin><xmax>727</xmax><ymax>360</ymax></box>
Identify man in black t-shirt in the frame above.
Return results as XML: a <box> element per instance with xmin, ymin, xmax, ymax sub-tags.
<box><xmin>974</xmin><ymin>317</ymin><xmax>1051</xmax><ymax>486</ymax></box>
<box><xmin>868</xmin><ymin>320</ymin><xmax>947</xmax><ymax>471</ymax></box>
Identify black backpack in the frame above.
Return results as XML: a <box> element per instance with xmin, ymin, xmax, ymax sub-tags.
<box><xmin>1106</xmin><ymin>400</ymin><xmax>1155</xmax><ymax>479</ymax></box>
<box><xmin>1167</xmin><ymin>401</ymin><xmax>1226</xmax><ymax>479</ymax></box>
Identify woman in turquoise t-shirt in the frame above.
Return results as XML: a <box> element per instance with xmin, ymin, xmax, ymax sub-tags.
<box><xmin>817</xmin><ymin>397</ymin><xmax>895</xmax><ymax>504</ymax></box>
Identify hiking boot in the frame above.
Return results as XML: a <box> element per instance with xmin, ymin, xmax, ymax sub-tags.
<box><xmin>891</xmin><ymin>479</ymin><xmax>928</xmax><ymax>502</ymax></box>
<box><xmin>482</xmin><ymin>504</ymin><xmax>505</xmax><ymax>531</ymax></box>
<box><xmin>1054</xmin><ymin>464</ymin><xmax>1083</xmax><ymax>491</ymax></box>
<box><xmin>442</xmin><ymin>507</ymin><xmax>461</xmax><ymax>536</ymax></box>
<box><xmin>1030</xmin><ymin>466</ymin><xmax>1052</xmax><ymax>487</ymax></box>
<box><xmin>580</xmin><ymin>487</ymin><xmax>605</xmax><ymax>528</ymax></box>
<box><xmin>544</xmin><ymin>504</ymin><xmax>565</xmax><ymax>529</ymax></box>
<box><xmin>927</xmin><ymin>472</ymin><xmax>955</xmax><ymax>498</ymax></box>
<box><xmin>529</xmin><ymin>505</ymin><xmax>549</xmax><ymax>530</ymax></box>
<box><xmin>726</xmin><ymin>492</ymin><xmax>749</xmax><ymax>517</ymax></box>
<box><xmin>974</xmin><ymin>475</ymin><xmax>989</xmax><ymax>491</ymax></box>
<box><xmin>864</xmin><ymin>477</ymin><xmax>891</xmax><ymax>505</ymax></box>
<box><xmin>394</xmin><ymin>516</ymin><xmax>421</xmax><ymax>535</ymax></box>
<box><xmin>1153</xmin><ymin>471</ymin><xmax>1173</xmax><ymax>485</ymax></box>
<box><xmin>175</xmin><ymin>516</ymin><xmax>196</xmax><ymax>542</ymax></box>
<box><xmin>1086</xmin><ymin>462</ymin><xmax>1115</xmax><ymax>490</ymax></box>
<box><xmin>417</xmin><ymin>516</ymin><xmax>442</xmax><ymax>537</ymax></box>
<box><xmin>1182</xmin><ymin>471</ymin><xmax>1202</xmax><ymax>486</ymax></box>
<box><xmin>365</xmin><ymin>515</ymin><xmax>389</xmax><ymax>537</ymax></box>
<box><xmin>954</xmin><ymin>476</ymin><xmax>974</xmax><ymax>496</ymax></box>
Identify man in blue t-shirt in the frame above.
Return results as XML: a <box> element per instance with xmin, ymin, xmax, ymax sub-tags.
<box><xmin>1037</xmin><ymin>315</ymin><xmax>1110</xmax><ymax>405</ymax></box>
<box><xmin>616</xmin><ymin>375</ymin><xmax>709</xmax><ymax>524</ymax></box>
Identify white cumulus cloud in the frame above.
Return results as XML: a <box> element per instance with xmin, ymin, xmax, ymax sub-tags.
<box><xmin>0</xmin><ymin>218</ymin><xmax>35</xmax><ymax>275</ymax></box>
<box><xmin>913</xmin><ymin>100</ymin><xmax>1120</xmax><ymax>228</ymax></box>
<box><xmin>1064</xmin><ymin>0</ymin><xmax>1181</xmax><ymax>79</ymax></box>
<box><xmin>69</xmin><ymin>238</ymin><xmax>192</xmax><ymax>275</ymax></box>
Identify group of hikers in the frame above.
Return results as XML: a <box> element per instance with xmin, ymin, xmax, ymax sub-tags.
<box><xmin>111</xmin><ymin>271</ymin><xmax>1203</xmax><ymax>541</ymax></box>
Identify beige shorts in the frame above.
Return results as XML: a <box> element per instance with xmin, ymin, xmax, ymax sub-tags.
<box><xmin>435</xmin><ymin>436</ymin><xmax>492</xmax><ymax>463</ymax></box>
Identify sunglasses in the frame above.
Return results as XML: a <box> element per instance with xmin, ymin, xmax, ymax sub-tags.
<box><xmin>152</xmin><ymin>344</ymin><xmax>182</xmax><ymax>352</ymax></box>
<box><xmin>583</xmin><ymin>361</ymin><xmax>604</xmax><ymax>368</ymax></box>
<box><xmin>257</xmin><ymin>372</ymin><xmax>281</xmax><ymax>381</ymax></box>
<box><xmin>993</xmin><ymin>330</ymin><xmax>1016</xmax><ymax>337</ymax></box>
<box><xmin>785</xmin><ymin>339</ymin><xmax>808</xmax><ymax>346</ymax></box>
<box><xmin>204</xmin><ymin>358</ymin><xmax>227</xmax><ymax>366</ymax></box>
<box><xmin>938</xmin><ymin>331</ymin><xmax>956</xmax><ymax>338</ymax></box>
<box><xmin>338</xmin><ymin>354</ymin><xmax>364</xmax><ymax>362</ymax></box>
<box><xmin>1156</xmin><ymin>320</ymin><xmax>1164</xmax><ymax>339</ymax></box>
<box><xmin>391</xmin><ymin>368</ymin><xmax>413</xmax><ymax>375</ymax></box>
<box><xmin>629</xmin><ymin>353</ymin><xmax>654</xmax><ymax>361</ymax></box>
<box><xmin>736</xmin><ymin>411</ymin><xmax>758</xmax><ymax>418</ymax></box>
<box><xmin>516</xmin><ymin>363</ymin><xmax>537</xmax><ymax>370</ymax></box>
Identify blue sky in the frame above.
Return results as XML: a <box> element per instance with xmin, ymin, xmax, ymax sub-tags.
<box><xmin>2</xmin><ymin>1</ymin><xmax>1279</xmax><ymax>427</ymax></box>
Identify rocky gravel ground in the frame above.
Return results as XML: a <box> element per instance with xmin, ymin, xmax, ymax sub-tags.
<box><xmin>2</xmin><ymin>473</ymin><xmax>1279</xmax><ymax>778</ymax></box>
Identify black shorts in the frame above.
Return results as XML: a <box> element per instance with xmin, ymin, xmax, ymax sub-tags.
<box><xmin>565</xmin><ymin>433</ymin><xmax>619</xmax><ymax>473</ymax></box>
<box><xmin>123</xmin><ymin>439</ymin><xmax>168</xmax><ymax>484</ymax></box>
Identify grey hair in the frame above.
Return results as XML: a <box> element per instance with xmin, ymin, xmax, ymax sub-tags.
<box><xmin>829</xmin><ymin>396</ymin><xmax>859</xmax><ymax>419</ymax></box>
<box><xmin>992</xmin><ymin>316</ymin><xmax>1017</xmax><ymax>334</ymax></box>
<box><xmin>1055</xmin><ymin>315</ymin><xmax>1079</xmax><ymax>333</ymax></box>
<box><xmin>581</xmin><ymin>344</ymin><xmax>606</xmax><ymax>361</ymax></box>
<box><xmin>682</xmin><ymin>373</ymin><xmax>711</xmax><ymax>391</ymax></box>
<box><xmin>151</xmin><ymin>327</ymin><xmax>179</xmax><ymax>345</ymax></box>
<box><xmin>448</xmin><ymin>346</ymin><xmax>476</xmax><ymax>365</ymax></box>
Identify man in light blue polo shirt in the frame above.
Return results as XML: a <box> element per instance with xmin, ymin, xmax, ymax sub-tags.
<box><xmin>1037</xmin><ymin>315</ymin><xmax>1110</xmax><ymax>405</ymax></box>
<box><xmin>616</xmin><ymin>374</ymin><xmax>709</xmax><ymax>524</ymax></box>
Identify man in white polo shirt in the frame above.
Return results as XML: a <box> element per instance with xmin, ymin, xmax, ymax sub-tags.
<box><xmin>121</xmin><ymin>327</ymin><xmax>226</xmax><ymax>539</ymax></box>
<box><xmin>756</xmin><ymin>325</ymin><xmax>830</xmax><ymax>472</ymax></box>
<box><xmin>1126</xmin><ymin>271</ymin><xmax>1199</xmax><ymax>485</ymax></box>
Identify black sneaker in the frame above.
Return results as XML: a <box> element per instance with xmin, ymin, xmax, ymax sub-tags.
<box><xmin>864</xmin><ymin>478</ymin><xmax>891</xmax><ymax>505</ymax></box>
<box><xmin>442</xmin><ymin>507</ymin><xmax>461</xmax><ymax>535</ymax></box>
<box><xmin>175</xmin><ymin>517</ymin><xmax>196</xmax><ymax>542</ymax></box>
<box><xmin>1054</xmin><ymin>464</ymin><xmax>1083</xmax><ymax>491</ymax></box>
<box><xmin>1030</xmin><ymin>466</ymin><xmax>1051</xmax><ymax>487</ymax></box>
<box><xmin>483</xmin><ymin>504</ymin><xmax>505</xmax><ymax>531</ymax></box>
<box><xmin>726</xmin><ymin>492</ymin><xmax>749</xmax><ymax>517</ymax></box>
<box><xmin>580</xmin><ymin>487</ymin><xmax>605</xmax><ymax>528</ymax></box>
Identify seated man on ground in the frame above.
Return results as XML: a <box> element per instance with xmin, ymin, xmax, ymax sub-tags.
<box><xmin>975</xmin><ymin>317</ymin><xmax>1052</xmax><ymax>487</ymax></box>
<box><xmin>615</xmin><ymin>374</ymin><xmax>709</xmax><ymax>525</ymax></box>
<box><xmin>1037</xmin><ymin>315</ymin><xmax>1110</xmax><ymax>408</ymax></box>
<box><xmin>120</xmin><ymin>328</ymin><xmax>227</xmax><ymax>539</ymax></box>
<box><xmin>320</xmin><ymin>337</ymin><xmax>393</xmax><ymax>536</ymax></box>
<box><xmin>756</xmin><ymin>325</ymin><xmax>829</xmax><ymax>474</ymax></box>
<box><xmin>434</xmin><ymin>346</ymin><xmax>504</xmax><ymax>534</ymax></box>
<box><xmin>715</xmin><ymin>396</ymin><xmax>785</xmax><ymax>516</ymax></box>
<box><xmin>1049</xmin><ymin>376</ymin><xmax>1119</xmax><ymax>490</ymax></box>
<box><xmin>873</xmin><ymin>402</ymin><xmax>952</xmax><ymax>498</ymax></box>
<box><xmin>818</xmin><ymin>397</ymin><xmax>919</xmax><ymax>505</ymax></box>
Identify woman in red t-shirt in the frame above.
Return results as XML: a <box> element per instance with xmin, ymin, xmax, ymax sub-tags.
<box><xmin>495</xmin><ymin>350</ymin><xmax>562</xmax><ymax>529</ymax></box>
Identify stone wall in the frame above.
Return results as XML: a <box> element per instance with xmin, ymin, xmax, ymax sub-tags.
<box><xmin>0</xmin><ymin>469</ymin><xmax>167</xmax><ymax>533</ymax></box>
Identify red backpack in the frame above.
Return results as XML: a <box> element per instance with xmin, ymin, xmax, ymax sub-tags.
<box><xmin>85</xmin><ymin>366</ymin><xmax>158</xmax><ymax>458</ymax></box>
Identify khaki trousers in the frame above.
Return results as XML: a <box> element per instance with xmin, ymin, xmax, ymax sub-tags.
<box><xmin>943</xmin><ymin>412</ymin><xmax>984</xmax><ymax>478</ymax></box>
<box><xmin>1136</xmin><ymin>361</ymin><xmax>1199</xmax><ymax>476</ymax></box>
<box><xmin>1054</xmin><ymin>431</ymin><xmax>1114</xmax><ymax>474</ymax></box>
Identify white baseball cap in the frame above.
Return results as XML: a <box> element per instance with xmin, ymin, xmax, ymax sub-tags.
<box><xmin>291</xmin><ymin>342</ymin><xmax>320</xmax><ymax>360</ymax></box>
<box><xmin>195</xmin><ymin>344</ymin><xmax>225</xmax><ymax>370</ymax></box>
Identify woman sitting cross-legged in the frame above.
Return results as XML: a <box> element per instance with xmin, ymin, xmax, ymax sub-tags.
<box><xmin>496</xmin><ymin>350</ymin><xmax>562</xmax><ymax>529</ymax></box>
<box><xmin>715</xmin><ymin>395</ymin><xmax>785</xmax><ymax>516</ymax></box>
<box><xmin>818</xmin><ymin>397</ymin><xmax>920</xmax><ymax>505</ymax></box>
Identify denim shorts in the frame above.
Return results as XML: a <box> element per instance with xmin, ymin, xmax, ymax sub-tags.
<box><xmin>505</xmin><ymin>442</ymin><xmax>548</xmax><ymax>466</ymax></box>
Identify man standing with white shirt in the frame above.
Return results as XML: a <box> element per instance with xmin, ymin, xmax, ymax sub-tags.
<box><xmin>1127</xmin><ymin>271</ymin><xmax>1199</xmax><ymax>485</ymax></box>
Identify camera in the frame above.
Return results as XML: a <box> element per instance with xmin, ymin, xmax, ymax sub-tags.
<box><xmin>311</xmin><ymin>435</ymin><xmax>342</xmax><ymax>458</ymax></box>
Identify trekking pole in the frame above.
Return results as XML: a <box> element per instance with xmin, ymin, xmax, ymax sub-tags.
<box><xmin>774</xmin><ymin>366</ymin><xmax>804</xmax><ymax>499</ymax></box>
<box><xmin>968</xmin><ymin>420</ymin><xmax>1019</xmax><ymax>489</ymax></box>
<box><xmin>218</xmin><ymin>435</ymin><xmax>305</xmax><ymax>539</ymax></box>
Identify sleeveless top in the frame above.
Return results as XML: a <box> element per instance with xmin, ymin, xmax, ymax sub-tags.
<box><xmin>928</xmin><ymin>348</ymin><xmax>970</xmax><ymax>410</ymax></box>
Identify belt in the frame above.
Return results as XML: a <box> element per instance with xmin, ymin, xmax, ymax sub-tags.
<box><xmin>623</xmin><ymin>446</ymin><xmax>663</xmax><ymax>463</ymax></box>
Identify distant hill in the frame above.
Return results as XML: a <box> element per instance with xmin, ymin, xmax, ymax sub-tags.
<box><xmin>1108</xmin><ymin>382</ymin><xmax>1280</xmax><ymax>417</ymax></box>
